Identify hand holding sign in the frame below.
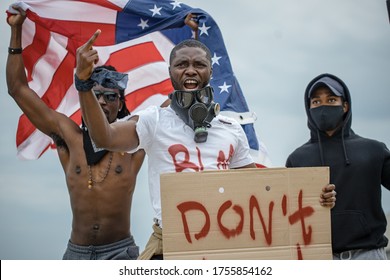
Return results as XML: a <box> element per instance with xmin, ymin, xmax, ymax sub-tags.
<box><xmin>320</xmin><ymin>184</ymin><xmax>336</xmax><ymax>208</ymax></box>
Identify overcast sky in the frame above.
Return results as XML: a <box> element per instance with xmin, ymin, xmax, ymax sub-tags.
<box><xmin>1</xmin><ymin>0</ymin><xmax>389</xmax><ymax>260</ymax></box>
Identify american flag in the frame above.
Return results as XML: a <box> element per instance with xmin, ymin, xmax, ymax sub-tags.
<box><xmin>8</xmin><ymin>0</ymin><xmax>271</xmax><ymax>166</ymax></box>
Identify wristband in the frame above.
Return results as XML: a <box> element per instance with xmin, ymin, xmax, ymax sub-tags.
<box><xmin>8</xmin><ymin>47</ymin><xmax>23</xmax><ymax>55</ymax></box>
<box><xmin>74</xmin><ymin>74</ymin><xmax>95</xmax><ymax>92</ymax></box>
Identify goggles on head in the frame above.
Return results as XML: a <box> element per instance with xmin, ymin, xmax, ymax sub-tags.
<box><xmin>174</xmin><ymin>86</ymin><xmax>213</xmax><ymax>108</ymax></box>
<box><xmin>92</xmin><ymin>89</ymin><xmax>119</xmax><ymax>103</ymax></box>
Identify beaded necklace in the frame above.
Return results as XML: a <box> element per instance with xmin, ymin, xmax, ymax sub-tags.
<box><xmin>87</xmin><ymin>152</ymin><xmax>113</xmax><ymax>189</ymax></box>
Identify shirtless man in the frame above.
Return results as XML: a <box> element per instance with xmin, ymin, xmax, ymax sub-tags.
<box><xmin>6</xmin><ymin>8</ymin><xmax>144</xmax><ymax>259</ymax></box>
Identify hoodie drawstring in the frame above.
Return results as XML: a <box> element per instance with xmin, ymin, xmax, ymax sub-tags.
<box><xmin>316</xmin><ymin>130</ymin><xmax>325</xmax><ymax>166</ymax></box>
<box><xmin>341</xmin><ymin>125</ymin><xmax>351</xmax><ymax>165</ymax></box>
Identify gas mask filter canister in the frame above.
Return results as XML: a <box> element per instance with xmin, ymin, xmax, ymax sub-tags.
<box><xmin>169</xmin><ymin>86</ymin><xmax>220</xmax><ymax>143</ymax></box>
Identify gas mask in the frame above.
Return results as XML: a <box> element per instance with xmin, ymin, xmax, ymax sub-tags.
<box><xmin>169</xmin><ymin>86</ymin><xmax>220</xmax><ymax>143</ymax></box>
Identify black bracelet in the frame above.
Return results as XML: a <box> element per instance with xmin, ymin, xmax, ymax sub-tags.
<box><xmin>74</xmin><ymin>74</ymin><xmax>95</xmax><ymax>92</ymax></box>
<box><xmin>8</xmin><ymin>47</ymin><xmax>23</xmax><ymax>55</ymax></box>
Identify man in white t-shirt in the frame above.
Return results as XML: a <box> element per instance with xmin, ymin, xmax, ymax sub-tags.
<box><xmin>75</xmin><ymin>30</ymin><xmax>336</xmax><ymax>259</ymax></box>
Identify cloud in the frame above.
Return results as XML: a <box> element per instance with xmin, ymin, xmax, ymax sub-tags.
<box><xmin>1</xmin><ymin>0</ymin><xmax>389</xmax><ymax>259</ymax></box>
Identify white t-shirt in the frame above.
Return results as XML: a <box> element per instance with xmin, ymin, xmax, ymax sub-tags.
<box><xmin>136</xmin><ymin>106</ymin><xmax>254</xmax><ymax>226</ymax></box>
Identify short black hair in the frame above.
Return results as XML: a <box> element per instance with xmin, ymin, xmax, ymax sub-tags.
<box><xmin>169</xmin><ymin>39</ymin><xmax>212</xmax><ymax>65</ymax></box>
<box><xmin>94</xmin><ymin>65</ymin><xmax>130</xmax><ymax>118</ymax></box>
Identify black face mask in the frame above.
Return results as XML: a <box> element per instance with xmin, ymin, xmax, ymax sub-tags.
<box><xmin>169</xmin><ymin>86</ymin><xmax>220</xmax><ymax>143</ymax></box>
<box><xmin>310</xmin><ymin>105</ymin><xmax>345</xmax><ymax>132</ymax></box>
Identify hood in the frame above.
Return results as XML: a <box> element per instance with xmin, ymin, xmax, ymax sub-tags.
<box><xmin>304</xmin><ymin>73</ymin><xmax>353</xmax><ymax>165</ymax></box>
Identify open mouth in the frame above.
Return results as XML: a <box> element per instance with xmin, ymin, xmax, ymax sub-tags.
<box><xmin>183</xmin><ymin>79</ymin><xmax>199</xmax><ymax>90</ymax></box>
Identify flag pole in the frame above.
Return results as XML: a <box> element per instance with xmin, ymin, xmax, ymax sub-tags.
<box><xmin>387</xmin><ymin>0</ymin><xmax>390</xmax><ymax>24</ymax></box>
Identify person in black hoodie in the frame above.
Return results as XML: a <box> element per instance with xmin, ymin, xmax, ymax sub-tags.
<box><xmin>286</xmin><ymin>73</ymin><xmax>390</xmax><ymax>260</ymax></box>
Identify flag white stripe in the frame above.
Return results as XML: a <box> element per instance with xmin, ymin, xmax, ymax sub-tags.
<box><xmin>29</xmin><ymin>32</ymin><xmax>68</xmax><ymax>97</ymax></box>
<box><xmin>17</xmin><ymin>129</ymin><xmax>52</xmax><ymax>160</ymax></box>
<box><xmin>96</xmin><ymin>32</ymin><xmax>174</xmax><ymax>93</ymax></box>
<box><xmin>21</xmin><ymin>17</ymin><xmax>34</xmax><ymax>48</ymax></box>
<box><xmin>95</xmin><ymin>32</ymin><xmax>173</xmax><ymax>61</ymax></box>
<box><xmin>148</xmin><ymin>31</ymin><xmax>176</xmax><ymax>63</ymax></box>
<box><xmin>108</xmin><ymin>0</ymin><xmax>128</xmax><ymax>9</ymax></box>
<box><xmin>125</xmin><ymin>62</ymin><xmax>170</xmax><ymax>93</ymax></box>
<box><xmin>56</xmin><ymin>86</ymin><xmax>79</xmax><ymax>117</ymax></box>
<box><xmin>17</xmin><ymin>0</ymin><xmax>117</xmax><ymax>24</ymax></box>
<box><xmin>132</xmin><ymin>94</ymin><xmax>169</xmax><ymax>113</ymax></box>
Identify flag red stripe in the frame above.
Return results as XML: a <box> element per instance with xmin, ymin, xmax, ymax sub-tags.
<box><xmin>23</xmin><ymin>23</ymin><xmax>50</xmax><ymax>82</ymax></box>
<box><xmin>27</xmin><ymin>10</ymin><xmax>116</xmax><ymax>48</ymax></box>
<box><xmin>43</xmin><ymin>20</ymin><xmax>115</xmax><ymax>48</ymax></box>
<box><xmin>41</xmin><ymin>52</ymin><xmax>75</xmax><ymax>109</ymax></box>
<box><xmin>16</xmin><ymin>52</ymin><xmax>75</xmax><ymax>146</ymax></box>
<box><xmin>70</xmin><ymin>110</ymin><xmax>82</xmax><ymax>126</ymax></box>
<box><xmin>126</xmin><ymin>79</ymin><xmax>173</xmax><ymax>111</ymax></box>
<box><xmin>16</xmin><ymin>115</ymin><xmax>34</xmax><ymax>147</ymax></box>
<box><xmin>106</xmin><ymin>42</ymin><xmax>165</xmax><ymax>73</ymax></box>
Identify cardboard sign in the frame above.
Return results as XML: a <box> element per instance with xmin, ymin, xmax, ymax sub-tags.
<box><xmin>161</xmin><ymin>167</ymin><xmax>331</xmax><ymax>260</ymax></box>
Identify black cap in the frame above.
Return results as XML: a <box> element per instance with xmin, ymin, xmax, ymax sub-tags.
<box><xmin>308</xmin><ymin>76</ymin><xmax>345</xmax><ymax>98</ymax></box>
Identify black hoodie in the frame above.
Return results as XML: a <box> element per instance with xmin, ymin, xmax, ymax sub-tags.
<box><xmin>286</xmin><ymin>73</ymin><xmax>390</xmax><ymax>253</ymax></box>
